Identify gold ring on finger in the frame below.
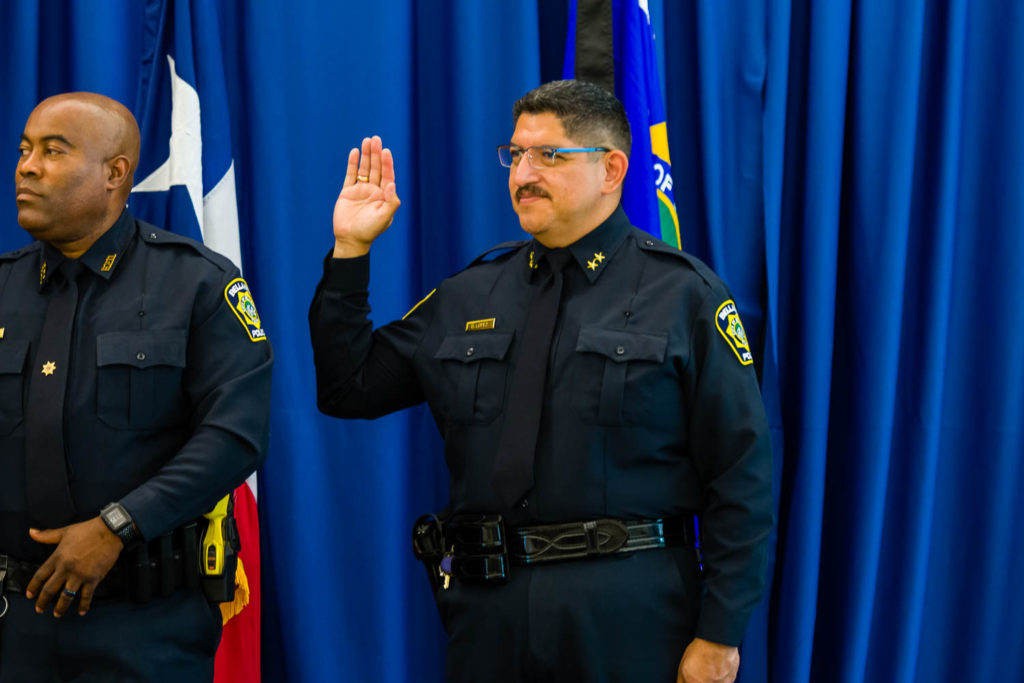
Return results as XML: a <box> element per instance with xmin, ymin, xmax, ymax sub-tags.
<box><xmin>357</xmin><ymin>175</ymin><xmax>370</xmax><ymax>183</ymax></box>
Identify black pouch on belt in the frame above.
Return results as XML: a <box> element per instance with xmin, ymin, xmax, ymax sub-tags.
<box><xmin>445</xmin><ymin>514</ymin><xmax>509</xmax><ymax>584</ymax></box>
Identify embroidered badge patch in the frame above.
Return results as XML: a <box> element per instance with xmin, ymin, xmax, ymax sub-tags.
<box><xmin>465</xmin><ymin>318</ymin><xmax>496</xmax><ymax>332</ymax></box>
<box><xmin>715</xmin><ymin>300</ymin><xmax>753</xmax><ymax>365</ymax></box>
<box><xmin>224</xmin><ymin>278</ymin><xmax>266</xmax><ymax>342</ymax></box>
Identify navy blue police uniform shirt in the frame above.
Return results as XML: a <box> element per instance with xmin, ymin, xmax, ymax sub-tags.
<box><xmin>0</xmin><ymin>209</ymin><xmax>272</xmax><ymax>563</ymax></box>
<box><xmin>309</xmin><ymin>206</ymin><xmax>772</xmax><ymax>645</ymax></box>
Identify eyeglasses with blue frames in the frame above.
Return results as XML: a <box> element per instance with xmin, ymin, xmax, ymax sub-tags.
<box><xmin>497</xmin><ymin>144</ymin><xmax>610</xmax><ymax>169</ymax></box>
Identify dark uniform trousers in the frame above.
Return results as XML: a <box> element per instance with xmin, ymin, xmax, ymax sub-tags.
<box><xmin>0</xmin><ymin>210</ymin><xmax>272</xmax><ymax>681</ymax></box>
<box><xmin>0</xmin><ymin>591</ymin><xmax>221</xmax><ymax>683</ymax></box>
<box><xmin>436</xmin><ymin>547</ymin><xmax>703</xmax><ymax>682</ymax></box>
<box><xmin>309</xmin><ymin>206</ymin><xmax>772</xmax><ymax>682</ymax></box>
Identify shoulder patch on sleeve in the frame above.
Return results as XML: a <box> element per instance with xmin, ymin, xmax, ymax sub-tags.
<box><xmin>715</xmin><ymin>299</ymin><xmax>753</xmax><ymax>365</ymax></box>
<box><xmin>224</xmin><ymin>278</ymin><xmax>267</xmax><ymax>342</ymax></box>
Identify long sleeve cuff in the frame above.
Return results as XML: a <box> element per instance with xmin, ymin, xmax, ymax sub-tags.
<box><xmin>322</xmin><ymin>250</ymin><xmax>370</xmax><ymax>291</ymax></box>
<box><xmin>694</xmin><ymin>598</ymin><xmax>755</xmax><ymax>647</ymax></box>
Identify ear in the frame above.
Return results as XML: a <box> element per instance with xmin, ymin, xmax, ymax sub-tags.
<box><xmin>600</xmin><ymin>149</ymin><xmax>629</xmax><ymax>195</ymax></box>
<box><xmin>105</xmin><ymin>155</ymin><xmax>133</xmax><ymax>193</ymax></box>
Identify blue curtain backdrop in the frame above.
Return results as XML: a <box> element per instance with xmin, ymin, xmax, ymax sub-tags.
<box><xmin>2</xmin><ymin>1</ymin><xmax>1021</xmax><ymax>682</ymax></box>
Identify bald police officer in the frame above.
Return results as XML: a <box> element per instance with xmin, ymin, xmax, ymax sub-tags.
<box><xmin>0</xmin><ymin>93</ymin><xmax>272</xmax><ymax>681</ymax></box>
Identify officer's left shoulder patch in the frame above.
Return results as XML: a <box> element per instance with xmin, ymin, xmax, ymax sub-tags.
<box><xmin>224</xmin><ymin>278</ymin><xmax>267</xmax><ymax>342</ymax></box>
<box><xmin>715</xmin><ymin>299</ymin><xmax>753</xmax><ymax>365</ymax></box>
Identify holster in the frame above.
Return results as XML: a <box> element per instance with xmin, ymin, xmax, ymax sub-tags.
<box><xmin>200</xmin><ymin>493</ymin><xmax>241</xmax><ymax>603</ymax></box>
<box><xmin>411</xmin><ymin>513</ymin><xmax>446</xmax><ymax>593</ymax></box>
<box><xmin>411</xmin><ymin>512</ymin><xmax>510</xmax><ymax>592</ymax></box>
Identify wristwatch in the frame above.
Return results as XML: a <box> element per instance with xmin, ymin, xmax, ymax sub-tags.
<box><xmin>100</xmin><ymin>502</ymin><xmax>142</xmax><ymax>549</ymax></box>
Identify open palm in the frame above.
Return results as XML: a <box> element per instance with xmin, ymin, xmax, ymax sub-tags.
<box><xmin>332</xmin><ymin>135</ymin><xmax>401</xmax><ymax>256</ymax></box>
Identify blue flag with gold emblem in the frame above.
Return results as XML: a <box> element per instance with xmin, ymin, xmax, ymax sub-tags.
<box><xmin>564</xmin><ymin>0</ymin><xmax>680</xmax><ymax>247</ymax></box>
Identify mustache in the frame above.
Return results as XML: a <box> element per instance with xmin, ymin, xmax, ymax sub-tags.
<box><xmin>516</xmin><ymin>185</ymin><xmax>549</xmax><ymax>201</ymax></box>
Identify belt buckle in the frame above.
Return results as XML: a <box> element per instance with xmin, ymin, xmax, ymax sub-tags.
<box><xmin>583</xmin><ymin>520</ymin><xmax>628</xmax><ymax>556</ymax></box>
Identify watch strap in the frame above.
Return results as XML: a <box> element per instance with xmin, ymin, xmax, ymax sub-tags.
<box><xmin>100</xmin><ymin>502</ymin><xmax>141</xmax><ymax>549</ymax></box>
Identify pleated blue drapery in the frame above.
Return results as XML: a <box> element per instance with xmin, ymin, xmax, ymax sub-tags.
<box><xmin>2</xmin><ymin>1</ymin><xmax>1021</xmax><ymax>681</ymax></box>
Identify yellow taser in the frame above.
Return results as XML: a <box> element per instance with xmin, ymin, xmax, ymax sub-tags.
<box><xmin>202</xmin><ymin>495</ymin><xmax>230</xmax><ymax>575</ymax></box>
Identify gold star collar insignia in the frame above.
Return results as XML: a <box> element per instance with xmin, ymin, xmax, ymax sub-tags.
<box><xmin>586</xmin><ymin>252</ymin><xmax>606</xmax><ymax>271</ymax></box>
<box><xmin>41</xmin><ymin>361</ymin><xmax>56</xmax><ymax>376</ymax></box>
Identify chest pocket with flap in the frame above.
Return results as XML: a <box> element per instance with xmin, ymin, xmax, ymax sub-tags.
<box><xmin>96</xmin><ymin>330</ymin><xmax>188</xmax><ymax>430</ymax></box>
<box><xmin>0</xmin><ymin>340</ymin><xmax>30</xmax><ymax>435</ymax></box>
<box><xmin>573</xmin><ymin>326</ymin><xmax>669</xmax><ymax>426</ymax></box>
<box><xmin>433</xmin><ymin>332</ymin><xmax>514</xmax><ymax>424</ymax></box>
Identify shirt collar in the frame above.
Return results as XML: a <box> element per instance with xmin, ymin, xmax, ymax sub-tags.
<box><xmin>37</xmin><ymin>209</ymin><xmax>135</xmax><ymax>290</ymax></box>
<box><xmin>37</xmin><ymin>242</ymin><xmax>67</xmax><ymax>291</ymax></box>
<box><xmin>525</xmin><ymin>206</ymin><xmax>631</xmax><ymax>283</ymax></box>
<box><xmin>77</xmin><ymin>208</ymin><xmax>134</xmax><ymax>280</ymax></box>
<box><xmin>563</xmin><ymin>205</ymin><xmax>631</xmax><ymax>283</ymax></box>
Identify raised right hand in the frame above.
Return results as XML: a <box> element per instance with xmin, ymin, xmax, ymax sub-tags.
<box><xmin>332</xmin><ymin>135</ymin><xmax>401</xmax><ymax>257</ymax></box>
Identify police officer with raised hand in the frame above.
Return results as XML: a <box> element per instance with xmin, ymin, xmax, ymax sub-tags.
<box><xmin>0</xmin><ymin>92</ymin><xmax>272</xmax><ymax>681</ymax></box>
<box><xmin>310</xmin><ymin>80</ymin><xmax>772</xmax><ymax>683</ymax></box>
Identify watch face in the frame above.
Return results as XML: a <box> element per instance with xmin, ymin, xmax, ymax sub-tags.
<box><xmin>106</xmin><ymin>507</ymin><xmax>129</xmax><ymax>529</ymax></box>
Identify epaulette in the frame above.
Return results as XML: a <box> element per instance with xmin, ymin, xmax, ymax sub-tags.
<box><xmin>466</xmin><ymin>240</ymin><xmax>529</xmax><ymax>268</ymax></box>
<box><xmin>634</xmin><ymin>229</ymin><xmax>717</xmax><ymax>288</ymax></box>
<box><xmin>137</xmin><ymin>220</ymin><xmax>234</xmax><ymax>273</ymax></box>
<box><xmin>635</xmin><ymin>231</ymin><xmax>691</xmax><ymax>259</ymax></box>
<box><xmin>0</xmin><ymin>241</ymin><xmax>41</xmax><ymax>263</ymax></box>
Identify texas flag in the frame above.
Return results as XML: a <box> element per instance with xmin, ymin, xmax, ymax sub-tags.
<box><xmin>129</xmin><ymin>2</ymin><xmax>260</xmax><ymax>681</ymax></box>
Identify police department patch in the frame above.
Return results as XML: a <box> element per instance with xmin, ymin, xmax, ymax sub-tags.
<box><xmin>224</xmin><ymin>278</ymin><xmax>266</xmax><ymax>342</ymax></box>
<box><xmin>715</xmin><ymin>300</ymin><xmax>753</xmax><ymax>365</ymax></box>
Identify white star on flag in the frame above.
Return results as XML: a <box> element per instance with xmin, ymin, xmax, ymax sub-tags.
<box><xmin>132</xmin><ymin>55</ymin><xmax>243</xmax><ymax>273</ymax></box>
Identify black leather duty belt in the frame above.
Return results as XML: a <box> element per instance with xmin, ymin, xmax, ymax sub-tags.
<box><xmin>412</xmin><ymin>513</ymin><xmax>697</xmax><ymax>587</ymax></box>
<box><xmin>0</xmin><ymin>522</ymin><xmax>202</xmax><ymax>604</ymax></box>
<box><xmin>512</xmin><ymin>517</ymin><xmax>694</xmax><ymax>564</ymax></box>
